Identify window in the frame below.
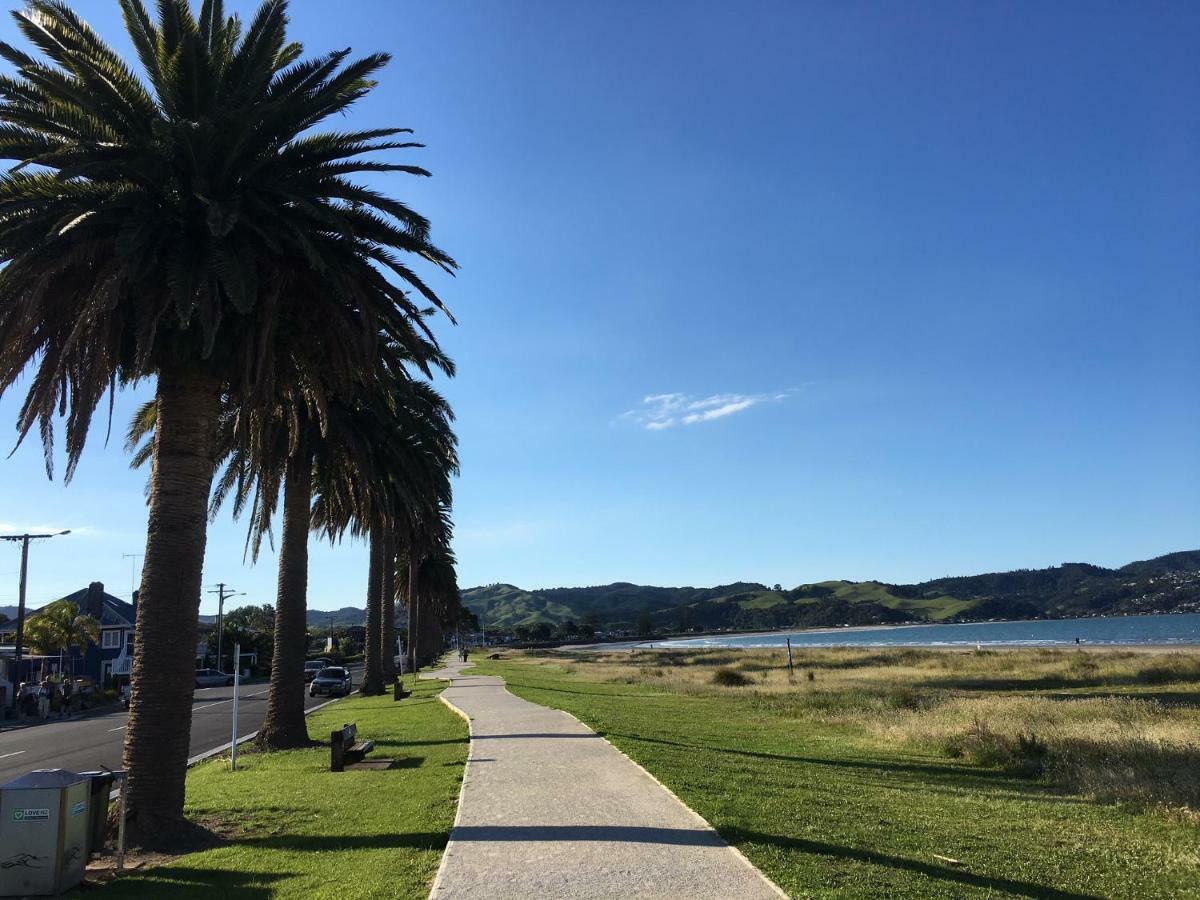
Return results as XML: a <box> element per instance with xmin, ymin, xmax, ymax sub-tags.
<box><xmin>101</xmin><ymin>630</ymin><xmax>122</xmax><ymax>650</ymax></box>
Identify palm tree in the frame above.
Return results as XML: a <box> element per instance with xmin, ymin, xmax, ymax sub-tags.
<box><xmin>127</xmin><ymin>336</ymin><xmax>455</xmax><ymax>744</ymax></box>
<box><xmin>24</xmin><ymin>599</ymin><xmax>101</xmax><ymax>669</ymax></box>
<box><xmin>0</xmin><ymin>1</ymin><xmax>454</xmax><ymax>831</ymax></box>
<box><xmin>313</xmin><ymin>378</ymin><xmax>457</xmax><ymax>691</ymax></box>
<box><xmin>381</xmin><ymin>525</ymin><xmax>398</xmax><ymax>681</ymax></box>
<box><xmin>399</xmin><ymin>505</ymin><xmax>456</xmax><ymax>671</ymax></box>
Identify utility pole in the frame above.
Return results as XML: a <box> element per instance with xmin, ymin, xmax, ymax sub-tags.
<box><xmin>206</xmin><ymin>583</ymin><xmax>243</xmax><ymax>673</ymax></box>
<box><xmin>121</xmin><ymin>553</ymin><xmax>142</xmax><ymax>597</ymax></box>
<box><xmin>2</xmin><ymin>530</ymin><xmax>70</xmax><ymax>717</ymax></box>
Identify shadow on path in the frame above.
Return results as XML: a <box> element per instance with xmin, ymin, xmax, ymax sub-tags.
<box><xmin>450</xmin><ymin>825</ymin><xmax>728</xmax><ymax>847</ymax></box>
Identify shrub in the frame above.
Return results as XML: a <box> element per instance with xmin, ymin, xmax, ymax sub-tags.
<box><xmin>711</xmin><ymin>668</ymin><xmax>752</xmax><ymax>687</ymax></box>
<box><xmin>942</xmin><ymin>719</ymin><xmax>1048</xmax><ymax>777</ymax></box>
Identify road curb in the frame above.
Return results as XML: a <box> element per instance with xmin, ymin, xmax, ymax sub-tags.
<box><xmin>185</xmin><ymin>693</ymin><xmax>345</xmax><ymax>767</ymax></box>
<box><xmin>101</xmin><ymin>693</ymin><xmax>351</xmax><ymax>801</ymax></box>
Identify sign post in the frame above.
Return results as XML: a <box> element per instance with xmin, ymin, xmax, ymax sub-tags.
<box><xmin>230</xmin><ymin>643</ymin><xmax>241</xmax><ymax>771</ymax></box>
<box><xmin>786</xmin><ymin>638</ymin><xmax>794</xmax><ymax>677</ymax></box>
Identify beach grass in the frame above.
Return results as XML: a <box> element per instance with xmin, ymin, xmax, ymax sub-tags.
<box><xmin>101</xmin><ymin>677</ymin><xmax>468</xmax><ymax>899</ymax></box>
<box><xmin>474</xmin><ymin>647</ymin><xmax>1200</xmax><ymax>899</ymax></box>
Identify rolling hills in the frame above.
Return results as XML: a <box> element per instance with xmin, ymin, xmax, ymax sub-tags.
<box><xmin>461</xmin><ymin>550</ymin><xmax>1200</xmax><ymax>632</ymax></box>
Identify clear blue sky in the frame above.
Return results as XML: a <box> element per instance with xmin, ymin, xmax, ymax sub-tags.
<box><xmin>0</xmin><ymin>1</ymin><xmax>1197</xmax><ymax>614</ymax></box>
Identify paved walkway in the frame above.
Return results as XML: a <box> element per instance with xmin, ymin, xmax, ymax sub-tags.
<box><xmin>422</xmin><ymin>659</ymin><xmax>784</xmax><ymax>899</ymax></box>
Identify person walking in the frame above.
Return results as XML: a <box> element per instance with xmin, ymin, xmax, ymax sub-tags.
<box><xmin>36</xmin><ymin>677</ymin><xmax>51</xmax><ymax>720</ymax></box>
<box><xmin>60</xmin><ymin>678</ymin><xmax>74</xmax><ymax>719</ymax></box>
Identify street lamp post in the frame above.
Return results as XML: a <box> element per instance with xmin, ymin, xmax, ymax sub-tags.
<box><xmin>2</xmin><ymin>530</ymin><xmax>70</xmax><ymax>717</ymax></box>
<box><xmin>207</xmin><ymin>583</ymin><xmax>244</xmax><ymax>673</ymax></box>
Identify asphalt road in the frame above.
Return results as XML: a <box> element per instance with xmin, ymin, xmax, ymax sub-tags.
<box><xmin>0</xmin><ymin>666</ymin><xmax>362</xmax><ymax>784</ymax></box>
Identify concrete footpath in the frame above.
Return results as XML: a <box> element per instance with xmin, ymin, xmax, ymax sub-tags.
<box><xmin>422</xmin><ymin>659</ymin><xmax>784</xmax><ymax>900</ymax></box>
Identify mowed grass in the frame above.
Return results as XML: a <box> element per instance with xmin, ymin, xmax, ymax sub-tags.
<box><xmin>474</xmin><ymin>649</ymin><xmax>1200</xmax><ymax>899</ymax></box>
<box><xmin>103</xmin><ymin>677</ymin><xmax>468</xmax><ymax>900</ymax></box>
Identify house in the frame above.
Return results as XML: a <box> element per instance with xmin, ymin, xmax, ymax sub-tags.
<box><xmin>35</xmin><ymin>582</ymin><xmax>137</xmax><ymax>686</ymax></box>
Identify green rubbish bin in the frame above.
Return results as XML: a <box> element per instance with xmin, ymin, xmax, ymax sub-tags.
<box><xmin>78</xmin><ymin>771</ymin><xmax>116</xmax><ymax>854</ymax></box>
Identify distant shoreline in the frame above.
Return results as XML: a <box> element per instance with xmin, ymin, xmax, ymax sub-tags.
<box><xmin>558</xmin><ymin>612</ymin><xmax>1200</xmax><ymax>652</ymax></box>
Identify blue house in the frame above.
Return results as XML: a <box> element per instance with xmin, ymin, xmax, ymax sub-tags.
<box><xmin>35</xmin><ymin>582</ymin><xmax>137</xmax><ymax>686</ymax></box>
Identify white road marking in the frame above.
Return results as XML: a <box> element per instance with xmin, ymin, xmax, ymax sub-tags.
<box><xmin>0</xmin><ymin>750</ymin><xmax>27</xmax><ymax>760</ymax></box>
<box><xmin>193</xmin><ymin>689</ymin><xmax>271</xmax><ymax>712</ymax></box>
<box><xmin>107</xmin><ymin>725</ymin><xmax>126</xmax><ymax>732</ymax></box>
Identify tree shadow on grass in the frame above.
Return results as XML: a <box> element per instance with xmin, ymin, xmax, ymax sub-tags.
<box><xmin>600</xmin><ymin>731</ymin><xmax>1019</xmax><ymax>786</ymax></box>
<box><xmin>371</xmin><ymin>737</ymin><xmax>469</xmax><ymax>749</ymax></box>
<box><xmin>599</xmin><ymin>730</ymin><xmax>1098</xmax><ymax>807</ymax></box>
<box><xmin>722</xmin><ymin>828</ymin><xmax>1104</xmax><ymax>900</ymax></box>
<box><xmin>237</xmin><ymin>832</ymin><xmax>448</xmax><ymax>852</ymax></box>
<box><xmin>100</xmin><ymin>867</ymin><xmax>293</xmax><ymax>899</ymax></box>
<box><xmin>1038</xmin><ymin>689</ymin><xmax>1200</xmax><ymax>708</ymax></box>
<box><xmin>503</xmin><ymin>681</ymin><xmax>661</xmax><ymax>699</ymax></box>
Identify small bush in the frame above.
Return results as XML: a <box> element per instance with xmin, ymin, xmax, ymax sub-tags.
<box><xmin>942</xmin><ymin>719</ymin><xmax>1048</xmax><ymax>777</ymax></box>
<box><xmin>806</xmin><ymin>670</ymin><xmax>815</xmax><ymax>682</ymax></box>
<box><xmin>711</xmin><ymin>667</ymin><xmax>752</xmax><ymax>687</ymax></box>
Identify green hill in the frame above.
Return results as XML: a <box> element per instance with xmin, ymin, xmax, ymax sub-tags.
<box><xmin>462</xmin><ymin>550</ymin><xmax>1200</xmax><ymax>633</ymax></box>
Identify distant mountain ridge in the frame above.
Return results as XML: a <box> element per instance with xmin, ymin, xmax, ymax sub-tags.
<box><xmin>461</xmin><ymin>550</ymin><xmax>1200</xmax><ymax>631</ymax></box>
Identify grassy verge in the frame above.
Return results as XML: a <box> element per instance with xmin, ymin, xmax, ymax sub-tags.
<box><xmin>474</xmin><ymin>649</ymin><xmax>1200</xmax><ymax>899</ymax></box>
<box><xmin>104</xmin><ymin>677</ymin><xmax>467</xmax><ymax>899</ymax></box>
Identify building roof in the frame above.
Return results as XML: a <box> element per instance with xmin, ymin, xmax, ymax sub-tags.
<box><xmin>41</xmin><ymin>584</ymin><xmax>136</xmax><ymax>628</ymax></box>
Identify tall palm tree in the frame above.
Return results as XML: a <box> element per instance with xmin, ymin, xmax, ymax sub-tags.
<box><xmin>0</xmin><ymin>1</ymin><xmax>454</xmax><ymax>831</ymax></box>
<box><xmin>127</xmin><ymin>338</ymin><xmax>455</xmax><ymax>744</ymax></box>
<box><xmin>380</xmin><ymin>524</ymin><xmax>398</xmax><ymax>681</ymax></box>
<box><xmin>311</xmin><ymin>374</ymin><xmax>458</xmax><ymax>692</ymax></box>
<box><xmin>399</xmin><ymin>505</ymin><xmax>455</xmax><ymax>671</ymax></box>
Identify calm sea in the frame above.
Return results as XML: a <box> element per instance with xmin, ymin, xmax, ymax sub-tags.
<box><xmin>638</xmin><ymin>613</ymin><xmax>1200</xmax><ymax>650</ymax></box>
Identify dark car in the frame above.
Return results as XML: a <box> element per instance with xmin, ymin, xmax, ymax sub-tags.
<box><xmin>309</xmin><ymin>667</ymin><xmax>353</xmax><ymax>697</ymax></box>
<box><xmin>303</xmin><ymin>659</ymin><xmax>331</xmax><ymax>682</ymax></box>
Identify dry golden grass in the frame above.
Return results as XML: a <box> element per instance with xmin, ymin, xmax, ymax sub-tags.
<box><xmin>522</xmin><ymin>646</ymin><xmax>1200</xmax><ymax>811</ymax></box>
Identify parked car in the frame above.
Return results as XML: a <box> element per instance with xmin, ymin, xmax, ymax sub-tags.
<box><xmin>303</xmin><ymin>659</ymin><xmax>331</xmax><ymax>682</ymax></box>
<box><xmin>309</xmin><ymin>667</ymin><xmax>353</xmax><ymax>697</ymax></box>
<box><xmin>195</xmin><ymin>668</ymin><xmax>234</xmax><ymax>688</ymax></box>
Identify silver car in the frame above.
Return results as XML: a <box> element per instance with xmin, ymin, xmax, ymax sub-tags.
<box><xmin>309</xmin><ymin>667</ymin><xmax>353</xmax><ymax>697</ymax></box>
<box><xmin>195</xmin><ymin>668</ymin><xmax>234</xmax><ymax>688</ymax></box>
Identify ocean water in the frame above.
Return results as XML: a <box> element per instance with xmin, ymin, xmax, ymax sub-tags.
<box><xmin>639</xmin><ymin>613</ymin><xmax>1200</xmax><ymax>650</ymax></box>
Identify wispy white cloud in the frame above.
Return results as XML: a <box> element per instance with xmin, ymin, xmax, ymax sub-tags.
<box><xmin>621</xmin><ymin>388</ymin><xmax>799</xmax><ymax>430</ymax></box>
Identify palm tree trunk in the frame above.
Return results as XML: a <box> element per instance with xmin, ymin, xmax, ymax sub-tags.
<box><xmin>123</xmin><ymin>366</ymin><xmax>221</xmax><ymax>833</ymax></box>
<box><xmin>360</xmin><ymin>521</ymin><xmax>384</xmax><ymax>694</ymax></box>
<box><xmin>380</xmin><ymin>527</ymin><xmax>396</xmax><ymax>682</ymax></box>
<box><xmin>407</xmin><ymin>554</ymin><xmax>419</xmax><ymax>673</ymax></box>
<box><xmin>257</xmin><ymin>446</ymin><xmax>312</xmax><ymax>749</ymax></box>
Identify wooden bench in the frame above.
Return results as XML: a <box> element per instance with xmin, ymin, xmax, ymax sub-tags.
<box><xmin>330</xmin><ymin>723</ymin><xmax>375</xmax><ymax>772</ymax></box>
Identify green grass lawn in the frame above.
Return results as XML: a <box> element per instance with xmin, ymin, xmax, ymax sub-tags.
<box><xmin>103</xmin><ymin>677</ymin><xmax>467</xmax><ymax>900</ymax></box>
<box><xmin>474</xmin><ymin>655</ymin><xmax>1200</xmax><ymax>899</ymax></box>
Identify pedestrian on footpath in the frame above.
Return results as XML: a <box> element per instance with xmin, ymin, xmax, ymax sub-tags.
<box><xmin>60</xmin><ymin>678</ymin><xmax>74</xmax><ymax>718</ymax></box>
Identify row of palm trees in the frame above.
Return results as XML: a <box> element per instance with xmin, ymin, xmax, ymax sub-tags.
<box><xmin>0</xmin><ymin>0</ymin><xmax>462</xmax><ymax>837</ymax></box>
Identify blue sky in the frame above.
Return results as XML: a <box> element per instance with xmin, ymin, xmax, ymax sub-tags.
<box><xmin>0</xmin><ymin>1</ymin><xmax>1197</xmax><ymax>614</ymax></box>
